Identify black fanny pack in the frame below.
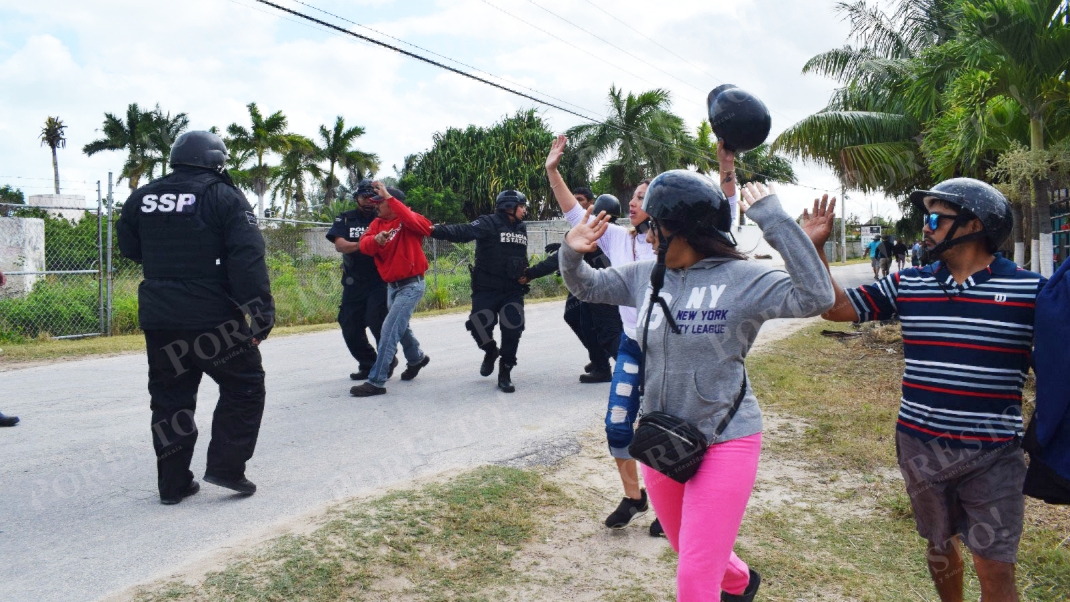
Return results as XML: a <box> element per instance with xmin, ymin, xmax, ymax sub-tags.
<box><xmin>628</xmin><ymin>376</ymin><xmax>747</xmax><ymax>484</ymax></box>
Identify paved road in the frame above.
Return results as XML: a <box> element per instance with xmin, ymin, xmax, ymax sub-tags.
<box><xmin>0</xmin><ymin>263</ymin><xmax>874</xmax><ymax>602</ymax></box>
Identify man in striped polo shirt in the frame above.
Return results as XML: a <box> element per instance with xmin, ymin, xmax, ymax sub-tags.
<box><xmin>810</xmin><ymin>178</ymin><xmax>1044</xmax><ymax>602</ymax></box>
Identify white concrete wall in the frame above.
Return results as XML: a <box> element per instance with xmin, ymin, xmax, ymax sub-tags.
<box><xmin>0</xmin><ymin>217</ymin><xmax>46</xmax><ymax>298</ymax></box>
<box><xmin>27</xmin><ymin>194</ymin><xmax>88</xmax><ymax>222</ymax></box>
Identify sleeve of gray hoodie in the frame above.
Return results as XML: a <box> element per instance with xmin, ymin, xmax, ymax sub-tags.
<box><xmin>741</xmin><ymin>194</ymin><xmax>836</xmax><ymax>319</ymax></box>
<box><xmin>559</xmin><ymin>244</ymin><xmax>648</xmax><ymax>307</ymax></box>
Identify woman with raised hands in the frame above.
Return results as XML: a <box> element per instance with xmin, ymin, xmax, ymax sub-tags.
<box><xmin>558</xmin><ymin>175</ymin><xmax>836</xmax><ymax>601</ymax></box>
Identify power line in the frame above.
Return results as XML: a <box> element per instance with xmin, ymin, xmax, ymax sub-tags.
<box><xmin>251</xmin><ymin>0</ymin><xmax>596</xmax><ymax>123</ymax></box>
<box><xmin>476</xmin><ymin>0</ymin><xmax>687</xmax><ymax>105</ymax></box>
<box><xmin>243</xmin><ymin>0</ymin><xmax>830</xmax><ymax>191</ymax></box>
<box><xmin>525</xmin><ymin>0</ymin><xmax>708</xmax><ymax>96</ymax></box>
<box><xmin>288</xmin><ymin>0</ymin><xmax>605</xmax><ymax>120</ymax></box>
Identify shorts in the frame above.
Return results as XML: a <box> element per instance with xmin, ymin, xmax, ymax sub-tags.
<box><xmin>879</xmin><ymin>257</ymin><xmax>892</xmax><ymax>272</ymax></box>
<box><xmin>896</xmin><ymin>431</ymin><xmax>1025</xmax><ymax>563</ymax></box>
<box><xmin>871</xmin><ymin>257</ymin><xmax>881</xmax><ymax>269</ymax></box>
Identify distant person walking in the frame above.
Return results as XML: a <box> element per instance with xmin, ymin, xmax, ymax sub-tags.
<box><xmin>893</xmin><ymin>238</ymin><xmax>908</xmax><ymax>271</ymax></box>
<box><xmin>866</xmin><ymin>235</ymin><xmax>882</xmax><ymax>279</ymax></box>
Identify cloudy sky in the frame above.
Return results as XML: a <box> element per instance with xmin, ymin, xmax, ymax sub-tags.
<box><xmin>0</xmin><ymin>0</ymin><xmax>900</xmax><ymax>221</ymax></box>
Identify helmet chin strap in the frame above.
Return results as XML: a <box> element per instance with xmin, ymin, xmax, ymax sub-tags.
<box><xmin>648</xmin><ymin>221</ymin><xmax>681</xmax><ymax>334</ymax></box>
<box><xmin>928</xmin><ymin>214</ymin><xmax>985</xmax><ymax>259</ymax></box>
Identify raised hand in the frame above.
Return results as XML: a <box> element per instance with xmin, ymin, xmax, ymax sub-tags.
<box><xmin>545</xmin><ymin>135</ymin><xmax>567</xmax><ymax>172</ymax></box>
<box><xmin>564</xmin><ymin>206</ymin><xmax>611</xmax><ymax>253</ymax></box>
<box><xmin>801</xmin><ymin>193</ymin><xmax>837</xmax><ymax>249</ymax></box>
<box><xmin>371</xmin><ymin>180</ymin><xmax>390</xmax><ymax>200</ymax></box>
<box><xmin>740</xmin><ymin>181</ymin><xmax>776</xmax><ymax>214</ymax></box>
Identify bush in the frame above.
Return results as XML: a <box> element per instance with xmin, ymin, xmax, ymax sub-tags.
<box><xmin>0</xmin><ymin>277</ymin><xmax>103</xmax><ymax>341</ymax></box>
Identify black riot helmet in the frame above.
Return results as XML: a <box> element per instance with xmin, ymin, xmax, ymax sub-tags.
<box><xmin>909</xmin><ymin>178</ymin><xmax>1012</xmax><ymax>257</ymax></box>
<box><xmin>591</xmin><ymin>194</ymin><xmax>621</xmax><ymax>221</ymax></box>
<box><xmin>169</xmin><ymin>131</ymin><xmax>229</xmax><ymax>171</ymax></box>
<box><xmin>354</xmin><ymin>179</ymin><xmax>375</xmax><ymax>198</ymax></box>
<box><xmin>707</xmin><ymin>85</ymin><xmax>772</xmax><ymax>153</ymax></box>
<box><xmin>642</xmin><ymin>170</ymin><xmax>734</xmax><ymax>244</ymax></box>
<box><xmin>495</xmin><ymin>189</ymin><xmax>528</xmax><ymax>211</ymax></box>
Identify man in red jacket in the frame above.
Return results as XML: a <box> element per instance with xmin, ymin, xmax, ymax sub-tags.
<box><xmin>350</xmin><ymin>182</ymin><xmax>432</xmax><ymax>397</ymax></box>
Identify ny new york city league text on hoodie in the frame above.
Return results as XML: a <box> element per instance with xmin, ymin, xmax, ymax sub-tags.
<box><xmin>560</xmin><ymin>194</ymin><xmax>835</xmax><ymax>444</ymax></box>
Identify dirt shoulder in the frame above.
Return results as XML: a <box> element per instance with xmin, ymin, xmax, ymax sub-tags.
<box><xmin>118</xmin><ymin>322</ymin><xmax>1070</xmax><ymax>602</ymax></box>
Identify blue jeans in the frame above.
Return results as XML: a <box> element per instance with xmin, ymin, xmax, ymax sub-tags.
<box><xmin>368</xmin><ymin>278</ymin><xmax>427</xmax><ymax>388</ymax></box>
<box><xmin>606</xmin><ymin>332</ymin><xmax>644</xmax><ymax>459</ymax></box>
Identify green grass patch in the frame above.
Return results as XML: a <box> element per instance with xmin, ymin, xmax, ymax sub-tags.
<box><xmin>134</xmin><ymin>466</ymin><xmax>568</xmax><ymax>602</ymax></box>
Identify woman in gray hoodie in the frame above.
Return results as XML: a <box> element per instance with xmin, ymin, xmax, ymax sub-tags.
<box><xmin>560</xmin><ymin>174</ymin><xmax>836</xmax><ymax>601</ymax></box>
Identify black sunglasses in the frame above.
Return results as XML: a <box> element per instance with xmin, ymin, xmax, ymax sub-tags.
<box><xmin>924</xmin><ymin>212</ymin><xmax>957</xmax><ymax>231</ymax></box>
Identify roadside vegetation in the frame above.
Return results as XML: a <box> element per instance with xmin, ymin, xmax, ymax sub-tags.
<box><xmin>127</xmin><ymin>323</ymin><xmax>1069</xmax><ymax>602</ymax></box>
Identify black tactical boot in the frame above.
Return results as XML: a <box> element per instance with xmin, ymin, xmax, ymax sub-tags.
<box><xmin>497</xmin><ymin>360</ymin><xmax>515</xmax><ymax>393</ymax></box>
<box><xmin>350</xmin><ymin>366</ymin><xmax>373</xmax><ymax>380</ymax></box>
<box><xmin>480</xmin><ymin>343</ymin><xmax>499</xmax><ymax>377</ymax></box>
<box><xmin>203</xmin><ymin>474</ymin><xmax>257</xmax><ymax>496</ymax></box>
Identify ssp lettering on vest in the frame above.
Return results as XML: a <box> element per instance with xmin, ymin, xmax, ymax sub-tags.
<box><xmin>141</xmin><ymin>193</ymin><xmax>197</xmax><ymax>213</ymax></box>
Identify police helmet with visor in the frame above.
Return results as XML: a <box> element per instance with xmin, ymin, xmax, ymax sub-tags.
<box><xmin>169</xmin><ymin>131</ymin><xmax>229</xmax><ymax>172</ymax></box>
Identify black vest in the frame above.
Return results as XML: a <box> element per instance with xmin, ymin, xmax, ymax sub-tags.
<box><xmin>337</xmin><ymin>209</ymin><xmax>383</xmax><ymax>287</ymax></box>
<box><xmin>128</xmin><ymin>170</ymin><xmax>228</xmax><ymax>281</ymax></box>
<box><xmin>472</xmin><ymin>213</ymin><xmax>529</xmax><ymax>292</ymax></box>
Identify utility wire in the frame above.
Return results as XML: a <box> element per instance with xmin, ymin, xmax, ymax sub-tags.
<box><xmin>476</xmin><ymin>0</ymin><xmax>679</xmax><ymax>103</ymax></box>
<box><xmin>289</xmin><ymin>0</ymin><xmax>604</xmax><ymax>120</ymax></box>
<box><xmin>244</xmin><ymin>0</ymin><xmax>830</xmax><ymax>191</ymax></box>
<box><xmin>526</xmin><ymin>0</ymin><xmax>708</xmax><ymax>96</ymax></box>
<box><xmin>578</xmin><ymin>0</ymin><xmax>796</xmax><ymax>123</ymax></box>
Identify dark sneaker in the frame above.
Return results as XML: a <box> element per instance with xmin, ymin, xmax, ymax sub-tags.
<box><xmin>400</xmin><ymin>355</ymin><xmax>430</xmax><ymax>381</ymax></box>
<box><xmin>353</xmin><ymin>357</ymin><xmax>397</xmax><ymax>380</ymax></box>
<box><xmin>480</xmin><ymin>344</ymin><xmax>499</xmax><ymax>377</ymax></box>
<box><xmin>579</xmin><ymin>369</ymin><xmax>612</xmax><ymax>383</ymax></box>
<box><xmin>497</xmin><ymin>360</ymin><xmax>515</xmax><ymax>393</ymax></box>
<box><xmin>0</xmin><ymin>412</ymin><xmax>20</xmax><ymax>427</ymax></box>
<box><xmin>605</xmin><ymin>489</ymin><xmax>648</xmax><ymax>529</ymax></box>
<box><xmin>350</xmin><ymin>382</ymin><xmax>386</xmax><ymax>397</ymax></box>
<box><xmin>160</xmin><ymin>480</ymin><xmax>200</xmax><ymax>505</ymax></box>
<box><xmin>649</xmin><ymin>517</ymin><xmax>666</xmax><ymax>538</ymax></box>
<box><xmin>721</xmin><ymin>568</ymin><xmax>761</xmax><ymax>602</ymax></box>
<box><xmin>203</xmin><ymin>474</ymin><xmax>256</xmax><ymax>495</ymax></box>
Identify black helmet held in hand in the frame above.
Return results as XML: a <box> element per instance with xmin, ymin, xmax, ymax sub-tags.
<box><xmin>591</xmin><ymin>194</ymin><xmax>621</xmax><ymax>221</ymax></box>
<box><xmin>909</xmin><ymin>177</ymin><xmax>1012</xmax><ymax>255</ymax></box>
<box><xmin>169</xmin><ymin>131</ymin><xmax>229</xmax><ymax>171</ymax></box>
<box><xmin>642</xmin><ymin>170</ymin><xmax>733</xmax><ymax>242</ymax></box>
<box><xmin>707</xmin><ymin>84</ymin><xmax>772</xmax><ymax>153</ymax></box>
<box><xmin>496</xmin><ymin>189</ymin><xmax>528</xmax><ymax>211</ymax></box>
<box><xmin>354</xmin><ymin>179</ymin><xmax>375</xmax><ymax>198</ymax></box>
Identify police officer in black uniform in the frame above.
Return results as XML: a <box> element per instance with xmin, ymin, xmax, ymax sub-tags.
<box><xmin>117</xmin><ymin>130</ymin><xmax>274</xmax><ymax>505</ymax></box>
<box><xmin>430</xmin><ymin>190</ymin><xmax>529</xmax><ymax>392</ymax></box>
<box><xmin>525</xmin><ymin>194</ymin><xmax>623</xmax><ymax>383</ymax></box>
<box><xmin>326</xmin><ymin>180</ymin><xmax>395</xmax><ymax>381</ymax></box>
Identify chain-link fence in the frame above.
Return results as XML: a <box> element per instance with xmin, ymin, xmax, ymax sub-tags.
<box><xmin>0</xmin><ymin>206</ymin><xmax>570</xmax><ymax>343</ymax></box>
<box><xmin>0</xmin><ymin>202</ymin><xmax>106</xmax><ymax>340</ymax></box>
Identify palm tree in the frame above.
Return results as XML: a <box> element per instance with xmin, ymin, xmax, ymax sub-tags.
<box><xmin>270</xmin><ymin>135</ymin><xmax>322</xmax><ymax>218</ymax></box>
<box><xmin>39</xmin><ymin>116</ymin><xmax>67</xmax><ymax>194</ymax></box>
<box><xmin>315</xmin><ymin>116</ymin><xmax>379</xmax><ymax>202</ymax></box>
<box><xmin>952</xmin><ymin>0</ymin><xmax>1070</xmax><ymax>276</ymax></box>
<box><xmin>773</xmin><ymin>0</ymin><xmax>963</xmax><ymax>196</ymax></box>
<box><xmin>83</xmin><ymin>104</ymin><xmax>156</xmax><ymax>189</ymax></box>
<box><xmin>143</xmin><ymin>106</ymin><xmax>189</xmax><ymax>180</ymax></box>
<box><xmin>226</xmin><ymin>103</ymin><xmax>292</xmax><ymax>217</ymax></box>
<box><xmin>567</xmin><ymin>86</ymin><xmax>694</xmax><ymax>199</ymax></box>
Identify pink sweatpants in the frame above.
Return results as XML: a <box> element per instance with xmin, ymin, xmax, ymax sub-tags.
<box><xmin>641</xmin><ymin>432</ymin><xmax>762</xmax><ymax>601</ymax></box>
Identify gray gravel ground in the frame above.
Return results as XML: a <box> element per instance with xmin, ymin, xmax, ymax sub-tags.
<box><xmin>0</xmin><ymin>263</ymin><xmax>874</xmax><ymax>601</ymax></box>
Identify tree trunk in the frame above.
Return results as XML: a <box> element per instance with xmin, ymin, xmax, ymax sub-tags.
<box><xmin>51</xmin><ymin>147</ymin><xmax>60</xmax><ymax>194</ymax></box>
<box><xmin>1030</xmin><ymin>117</ymin><xmax>1053</xmax><ymax>277</ymax></box>
<box><xmin>1010</xmin><ymin>201</ymin><xmax>1025</xmax><ymax>265</ymax></box>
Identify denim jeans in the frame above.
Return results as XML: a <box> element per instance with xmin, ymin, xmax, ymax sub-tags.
<box><xmin>368</xmin><ymin>278</ymin><xmax>427</xmax><ymax>388</ymax></box>
<box><xmin>606</xmin><ymin>332</ymin><xmax>644</xmax><ymax>459</ymax></box>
